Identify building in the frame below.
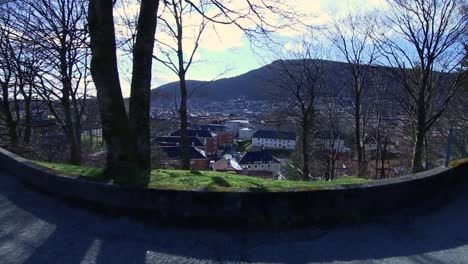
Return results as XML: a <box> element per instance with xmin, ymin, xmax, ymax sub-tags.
<box><xmin>224</xmin><ymin>120</ymin><xmax>253</xmax><ymax>137</ymax></box>
<box><xmin>159</xmin><ymin>146</ymin><xmax>209</xmax><ymax>170</ymax></box>
<box><xmin>154</xmin><ymin>136</ymin><xmax>205</xmax><ymax>148</ymax></box>
<box><xmin>251</xmin><ymin>130</ymin><xmax>296</xmax><ymax>150</ymax></box>
<box><xmin>211</xmin><ymin>155</ymin><xmax>243</xmax><ymax>172</ymax></box>
<box><xmin>170</xmin><ymin>129</ymin><xmax>218</xmax><ymax>156</ymax></box>
<box><xmin>239</xmin><ymin>127</ymin><xmax>255</xmax><ymax>140</ymax></box>
<box><xmin>315</xmin><ymin>131</ymin><xmax>348</xmax><ymax>153</ymax></box>
<box><xmin>200</xmin><ymin>124</ymin><xmax>234</xmax><ymax>147</ymax></box>
<box><xmin>238</xmin><ymin>149</ymin><xmax>281</xmax><ymax>174</ymax></box>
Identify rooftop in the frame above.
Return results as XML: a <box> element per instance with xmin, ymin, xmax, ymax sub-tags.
<box><xmin>154</xmin><ymin>136</ymin><xmax>205</xmax><ymax>147</ymax></box>
<box><xmin>170</xmin><ymin>129</ymin><xmax>215</xmax><ymax>138</ymax></box>
<box><xmin>160</xmin><ymin>146</ymin><xmax>207</xmax><ymax>159</ymax></box>
<box><xmin>239</xmin><ymin>150</ymin><xmax>280</xmax><ymax>164</ymax></box>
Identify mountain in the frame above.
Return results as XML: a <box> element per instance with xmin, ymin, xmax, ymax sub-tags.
<box><xmin>150</xmin><ymin>59</ymin><xmax>398</xmax><ymax>104</ymax></box>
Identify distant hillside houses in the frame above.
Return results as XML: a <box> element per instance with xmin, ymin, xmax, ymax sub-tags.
<box><xmin>252</xmin><ymin>130</ymin><xmax>296</xmax><ymax>150</ymax></box>
<box><xmin>158</xmin><ymin>146</ymin><xmax>209</xmax><ymax>171</ymax></box>
<box><xmin>170</xmin><ymin>129</ymin><xmax>218</xmax><ymax>156</ymax></box>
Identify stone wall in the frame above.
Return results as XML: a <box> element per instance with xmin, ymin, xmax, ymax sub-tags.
<box><xmin>1</xmin><ymin>147</ymin><xmax>467</xmax><ymax>228</ymax></box>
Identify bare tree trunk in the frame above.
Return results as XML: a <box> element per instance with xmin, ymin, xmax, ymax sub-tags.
<box><xmin>301</xmin><ymin>118</ymin><xmax>310</xmax><ymax>180</ymax></box>
<box><xmin>129</xmin><ymin>0</ymin><xmax>159</xmax><ymax>176</ymax></box>
<box><xmin>411</xmin><ymin>128</ymin><xmax>425</xmax><ymax>173</ymax></box>
<box><xmin>380</xmin><ymin>137</ymin><xmax>388</xmax><ymax>179</ymax></box>
<box><xmin>179</xmin><ymin>73</ymin><xmax>190</xmax><ymax>170</ymax></box>
<box><xmin>88</xmin><ymin>0</ymin><xmax>141</xmax><ymax>184</ymax></box>
<box><xmin>1</xmin><ymin>84</ymin><xmax>18</xmax><ymax>147</ymax></box>
<box><xmin>354</xmin><ymin>93</ymin><xmax>363</xmax><ymax>176</ymax></box>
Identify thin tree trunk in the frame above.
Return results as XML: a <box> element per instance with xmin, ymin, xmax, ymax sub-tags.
<box><xmin>22</xmin><ymin>97</ymin><xmax>31</xmax><ymax>144</ymax></box>
<box><xmin>129</xmin><ymin>0</ymin><xmax>159</xmax><ymax>177</ymax></box>
<box><xmin>301</xmin><ymin>120</ymin><xmax>310</xmax><ymax>180</ymax></box>
<box><xmin>355</xmin><ymin>95</ymin><xmax>363</xmax><ymax>176</ymax></box>
<box><xmin>411</xmin><ymin>129</ymin><xmax>425</xmax><ymax>173</ymax></box>
<box><xmin>1</xmin><ymin>85</ymin><xmax>18</xmax><ymax>147</ymax></box>
<box><xmin>88</xmin><ymin>0</ymin><xmax>141</xmax><ymax>185</ymax></box>
<box><xmin>179</xmin><ymin>73</ymin><xmax>190</xmax><ymax>170</ymax></box>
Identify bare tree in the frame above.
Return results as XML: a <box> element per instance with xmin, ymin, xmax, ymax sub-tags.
<box><xmin>88</xmin><ymin>0</ymin><xmax>295</xmax><ymax>183</ymax></box>
<box><xmin>153</xmin><ymin>0</ymin><xmax>209</xmax><ymax>170</ymax></box>
<box><xmin>88</xmin><ymin>0</ymin><xmax>159</xmax><ymax>185</ymax></box>
<box><xmin>0</xmin><ymin>5</ymin><xmax>42</xmax><ymax>148</ymax></box>
<box><xmin>0</xmin><ymin>10</ymin><xmax>19</xmax><ymax>147</ymax></box>
<box><xmin>270</xmin><ymin>40</ymin><xmax>325</xmax><ymax>180</ymax></box>
<box><xmin>377</xmin><ymin>0</ymin><xmax>467</xmax><ymax>172</ymax></box>
<box><xmin>330</xmin><ymin>13</ymin><xmax>378</xmax><ymax>177</ymax></box>
<box><xmin>6</xmin><ymin>0</ymin><xmax>91</xmax><ymax>164</ymax></box>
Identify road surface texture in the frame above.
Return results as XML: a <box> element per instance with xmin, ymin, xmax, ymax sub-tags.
<box><xmin>1</xmin><ymin>170</ymin><xmax>468</xmax><ymax>264</ymax></box>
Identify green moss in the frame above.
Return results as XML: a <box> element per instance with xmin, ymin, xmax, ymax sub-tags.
<box><xmin>449</xmin><ymin>158</ymin><xmax>468</xmax><ymax>168</ymax></box>
<box><xmin>34</xmin><ymin>161</ymin><xmax>370</xmax><ymax>192</ymax></box>
<box><xmin>34</xmin><ymin>161</ymin><xmax>107</xmax><ymax>181</ymax></box>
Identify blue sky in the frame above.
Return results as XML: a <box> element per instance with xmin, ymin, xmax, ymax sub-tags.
<box><xmin>117</xmin><ymin>0</ymin><xmax>387</xmax><ymax>97</ymax></box>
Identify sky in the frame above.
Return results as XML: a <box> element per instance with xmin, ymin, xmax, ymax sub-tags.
<box><xmin>117</xmin><ymin>0</ymin><xmax>387</xmax><ymax>97</ymax></box>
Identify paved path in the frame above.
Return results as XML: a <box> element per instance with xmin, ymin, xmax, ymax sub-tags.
<box><xmin>1</xmin><ymin>170</ymin><xmax>468</xmax><ymax>264</ymax></box>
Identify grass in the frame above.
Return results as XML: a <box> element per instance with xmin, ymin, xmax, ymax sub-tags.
<box><xmin>34</xmin><ymin>161</ymin><xmax>370</xmax><ymax>192</ymax></box>
<box><xmin>34</xmin><ymin>161</ymin><xmax>107</xmax><ymax>181</ymax></box>
<box><xmin>449</xmin><ymin>158</ymin><xmax>468</xmax><ymax>168</ymax></box>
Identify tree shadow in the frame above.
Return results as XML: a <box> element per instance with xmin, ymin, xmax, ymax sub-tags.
<box><xmin>210</xmin><ymin>176</ymin><xmax>231</xmax><ymax>187</ymax></box>
<box><xmin>2</xmin><ymin>170</ymin><xmax>468</xmax><ymax>263</ymax></box>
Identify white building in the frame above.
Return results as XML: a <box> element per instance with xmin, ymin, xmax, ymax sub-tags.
<box><xmin>239</xmin><ymin>127</ymin><xmax>255</xmax><ymax>140</ymax></box>
<box><xmin>252</xmin><ymin>130</ymin><xmax>296</xmax><ymax>150</ymax></box>
<box><xmin>238</xmin><ymin>150</ymin><xmax>281</xmax><ymax>173</ymax></box>
<box><xmin>224</xmin><ymin>120</ymin><xmax>254</xmax><ymax>137</ymax></box>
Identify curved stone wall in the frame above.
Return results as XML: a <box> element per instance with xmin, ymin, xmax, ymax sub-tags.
<box><xmin>1</xmin><ymin>147</ymin><xmax>467</xmax><ymax>227</ymax></box>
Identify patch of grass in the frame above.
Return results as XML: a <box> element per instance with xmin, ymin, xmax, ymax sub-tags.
<box><xmin>237</xmin><ymin>140</ymin><xmax>252</xmax><ymax>152</ymax></box>
<box><xmin>449</xmin><ymin>158</ymin><xmax>468</xmax><ymax>168</ymax></box>
<box><xmin>34</xmin><ymin>161</ymin><xmax>107</xmax><ymax>181</ymax></box>
<box><xmin>33</xmin><ymin>161</ymin><xmax>370</xmax><ymax>192</ymax></box>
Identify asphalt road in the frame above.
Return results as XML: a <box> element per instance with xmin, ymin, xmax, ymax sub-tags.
<box><xmin>1</xmin><ymin>169</ymin><xmax>468</xmax><ymax>264</ymax></box>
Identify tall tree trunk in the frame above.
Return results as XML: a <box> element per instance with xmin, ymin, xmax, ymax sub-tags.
<box><xmin>22</xmin><ymin>97</ymin><xmax>31</xmax><ymax>144</ymax></box>
<box><xmin>1</xmin><ymin>84</ymin><xmax>18</xmax><ymax>147</ymax></box>
<box><xmin>129</xmin><ymin>0</ymin><xmax>159</xmax><ymax>177</ymax></box>
<box><xmin>60</xmin><ymin>57</ymin><xmax>82</xmax><ymax>164</ymax></box>
<box><xmin>355</xmin><ymin>94</ymin><xmax>363</xmax><ymax>176</ymax></box>
<box><xmin>301</xmin><ymin>120</ymin><xmax>310</xmax><ymax>180</ymax></box>
<box><xmin>88</xmin><ymin>0</ymin><xmax>141</xmax><ymax>185</ymax></box>
<box><xmin>411</xmin><ymin>128</ymin><xmax>425</xmax><ymax>173</ymax></box>
<box><xmin>179</xmin><ymin>73</ymin><xmax>190</xmax><ymax>170</ymax></box>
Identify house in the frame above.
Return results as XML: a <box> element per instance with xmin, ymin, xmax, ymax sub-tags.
<box><xmin>315</xmin><ymin>130</ymin><xmax>348</xmax><ymax>153</ymax></box>
<box><xmin>224</xmin><ymin>120</ymin><xmax>254</xmax><ymax>137</ymax></box>
<box><xmin>367</xmin><ymin>150</ymin><xmax>406</xmax><ymax>178</ymax></box>
<box><xmin>154</xmin><ymin>136</ymin><xmax>205</xmax><ymax>148</ymax></box>
<box><xmin>238</xmin><ymin>149</ymin><xmax>281</xmax><ymax>175</ymax></box>
<box><xmin>364</xmin><ymin>136</ymin><xmax>398</xmax><ymax>152</ymax></box>
<box><xmin>200</xmin><ymin>124</ymin><xmax>234</xmax><ymax>147</ymax></box>
<box><xmin>211</xmin><ymin>155</ymin><xmax>243</xmax><ymax>172</ymax></box>
<box><xmin>239</xmin><ymin>127</ymin><xmax>255</xmax><ymax>140</ymax></box>
<box><xmin>170</xmin><ymin>129</ymin><xmax>218</xmax><ymax>156</ymax></box>
<box><xmin>251</xmin><ymin>130</ymin><xmax>296</xmax><ymax>150</ymax></box>
<box><xmin>159</xmin><ymin>146</ymin><xmax>209</xmax><ymax>170</ymax></box>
